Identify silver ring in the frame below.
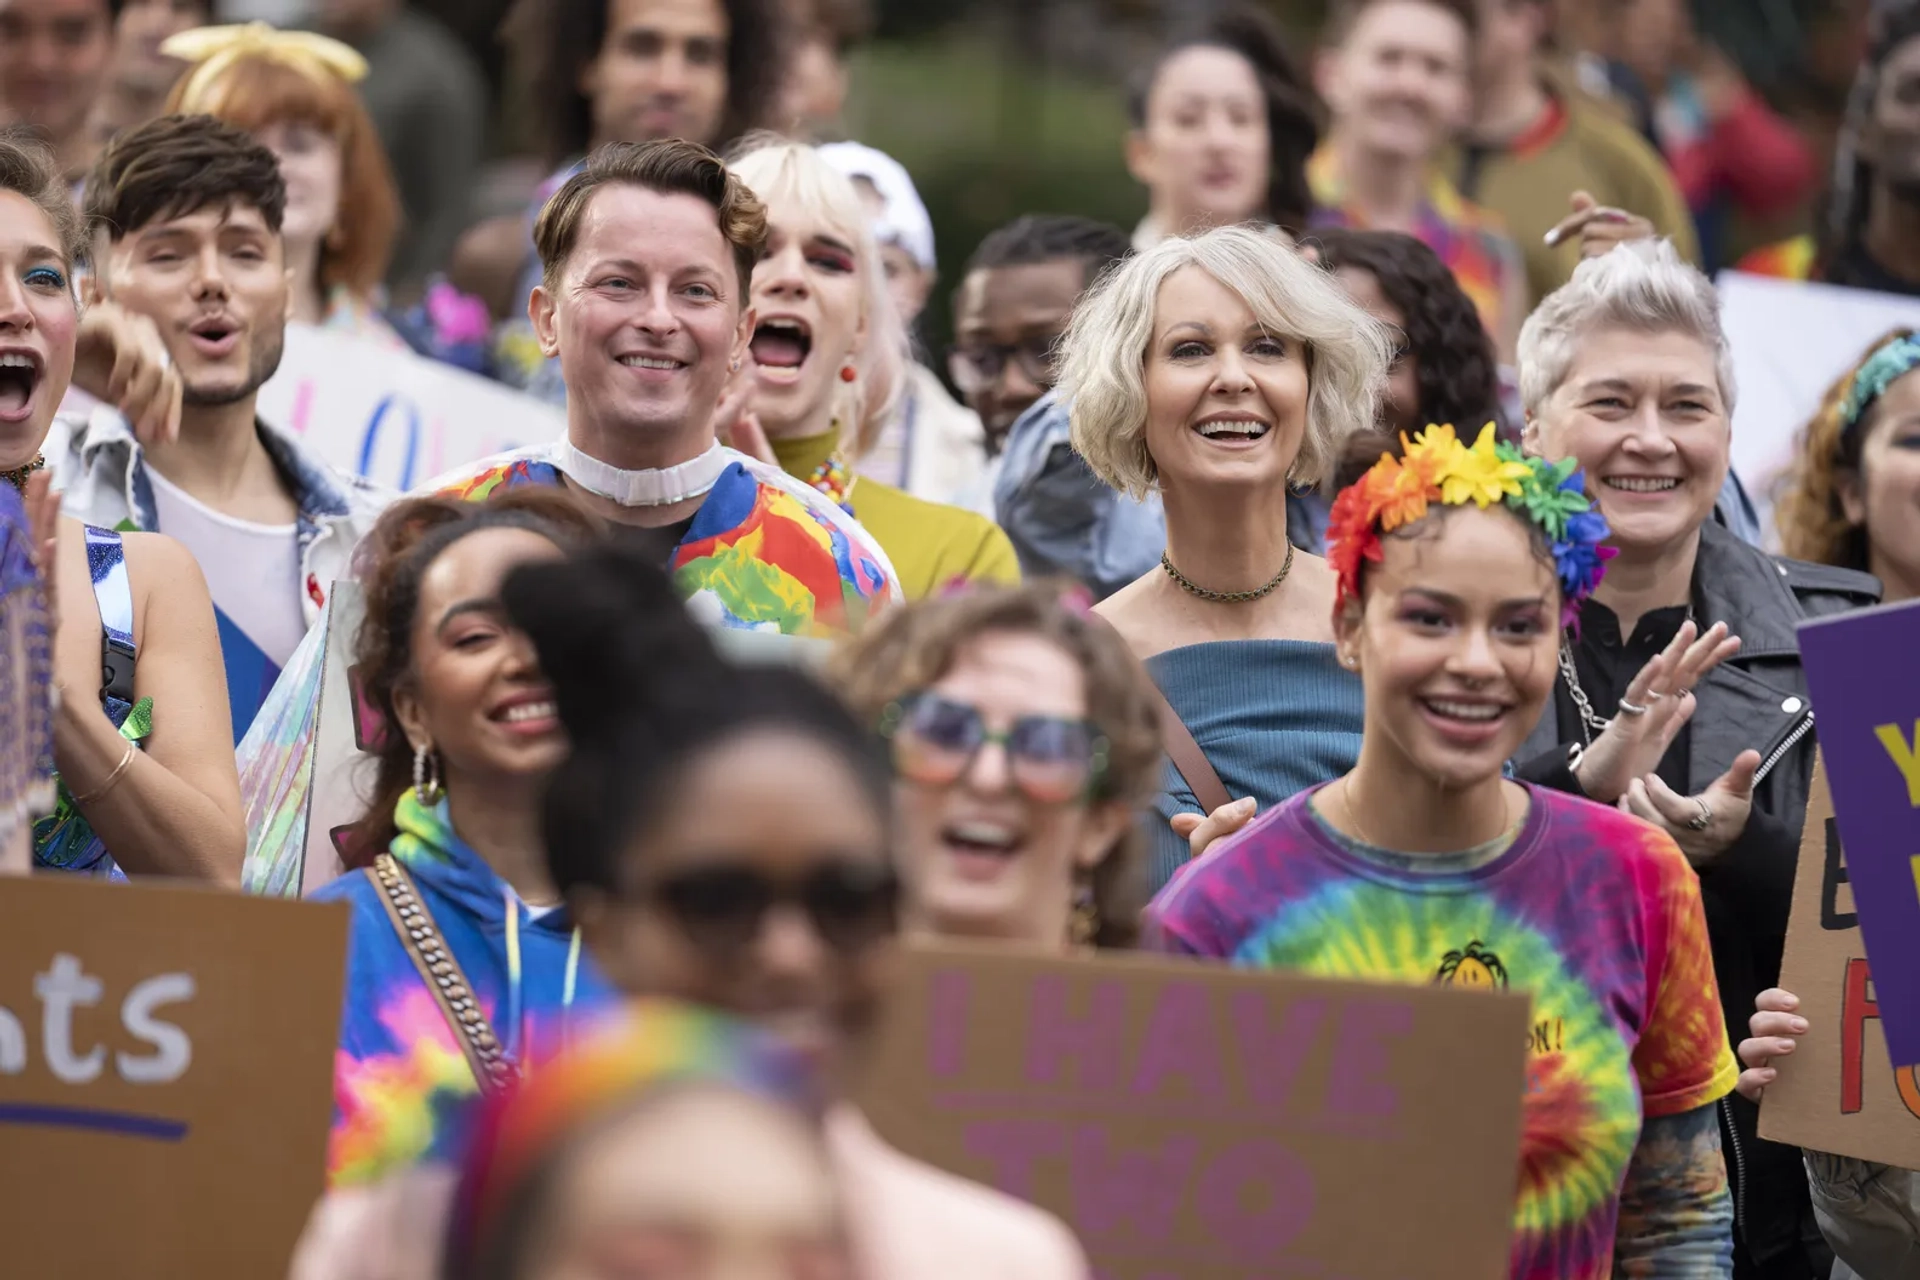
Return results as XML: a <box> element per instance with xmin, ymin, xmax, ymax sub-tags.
<box><xmin>1687</xmin><ymin>799</ymin><xmax>1713</xmax><ymax>831</ymax></box>
<box><xmin>1616</xmin><ymin>698</ymin><xmax>1649</xmax><ymax>716</ymax></box>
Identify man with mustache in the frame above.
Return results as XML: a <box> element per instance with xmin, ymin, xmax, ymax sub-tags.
<box><xmin>54</xmin><ymin>113</ymin><xmax>385</xmax><ymax>743</ymax></box>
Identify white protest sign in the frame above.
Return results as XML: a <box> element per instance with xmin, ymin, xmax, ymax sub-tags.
<box><xmin>1717</xmin><ymin>271</ymin><xmax>1920</xmax><ymax>545</ymax></box>
<box><xmin>256</xmin><ymin>324</ymin><xmax>565</xmax><ymax>493</ymax></box>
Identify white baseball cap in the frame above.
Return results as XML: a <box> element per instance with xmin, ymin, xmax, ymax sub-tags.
<box><xmin>818</xmin><ymin>140</ymin><xmax>936</xmax><ymax>273</ymax></box>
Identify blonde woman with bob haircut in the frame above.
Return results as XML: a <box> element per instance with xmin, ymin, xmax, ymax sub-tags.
<box><xmin>1058</xmin><ymin>223</ymin><xmax>1392</xmax><ymax>892</ymax></box>
<box><xmin>727</xmin><ymin>137</ymin><xmax>1019</xmax><ymax>598</ymax></box>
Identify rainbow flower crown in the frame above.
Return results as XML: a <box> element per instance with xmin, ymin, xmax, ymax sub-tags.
<box><xmin>1326</xmin><ymin>423</ymin><xmax>1616</xmax><ymax>627</ymax></box>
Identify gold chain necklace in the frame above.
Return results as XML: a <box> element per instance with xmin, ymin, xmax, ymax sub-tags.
<box><xmin>1161</xmin><ymin>542</ymin><xmax>1295</xmax><ymax>603</ymax></box>
<box><xmin>1</xmin><ymin>452</ymin><xmax>45</xmax><ymax>494</ymax></box>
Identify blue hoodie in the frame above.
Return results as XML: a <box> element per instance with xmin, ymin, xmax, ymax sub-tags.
<box><xmin>310</xmin><ymin>791</ymin><xmax>617</xmax><ymax>1185</ymax></box>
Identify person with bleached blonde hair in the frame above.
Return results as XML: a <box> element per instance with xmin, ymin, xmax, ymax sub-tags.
<box><xmin>727</xmin><ymin>136</ymin><xmax>1018</xmax><ymax>598</ymax></box>
<box><xmin>1056</xmin><ymin>223</ymin><xmax>1392</xmax><ymax>891</ymax></box>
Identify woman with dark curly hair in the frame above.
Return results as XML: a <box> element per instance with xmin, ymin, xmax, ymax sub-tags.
<box><xmin>1308</xmin><ymin>227</ymin><xmax>1504</xmax><ymax>439</ymax></box>
<box><xmin>828</xmin><ymin>581</ymin><xmax>1162</xmax><ymax>951</ymax></box>
<box><xmin>1775</xmin><ymin>329</ymin><xmax>1920</xmax><ymax>603</ymax></box>
<box><xmin>311</xmin><ymin>489</ymin><xmax>617</xmax><ymax>1190</ymax></box>
<box><xmin>1125</xmin><ymin>1</ymin><xmax>1319</xmax><ymax>248</ymax></box>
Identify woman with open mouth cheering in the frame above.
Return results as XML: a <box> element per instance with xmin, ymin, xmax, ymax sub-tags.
<box><xmin>1053</xmin><ymin>224</ymin><xmax>1391</xmax><ymax>894</ymax></box>
<box><xmin>0</xmin><ymin>128</ymin><xmax>241</xmax><ymax>883</ymax></box>
<box><xmin>726</xmin><ymin>138</ymin><xmax>1021</xmax><ymax>600</ymax></box>
<box><xmin>1148</xmin><ymin>424</ymin><xmax>1740</xmax><ymax>1279</ymax></box>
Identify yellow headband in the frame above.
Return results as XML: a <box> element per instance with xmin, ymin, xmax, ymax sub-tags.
<box><xmin>163</xmin><ymin>22</ymin><xmax>369</xmax><ymax>109</ymax></box>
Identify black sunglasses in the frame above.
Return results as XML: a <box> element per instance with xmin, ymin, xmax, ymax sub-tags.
<box><xmin>647</xmin><ymin>861</ymin><xmax>900</xmax><ymax>957</ymax></box>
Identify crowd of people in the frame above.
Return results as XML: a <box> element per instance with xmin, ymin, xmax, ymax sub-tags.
<box><xmin>2</xmin><ymin>0</ymin><xmax>1919</xmax><ymax>1277</ymax></box>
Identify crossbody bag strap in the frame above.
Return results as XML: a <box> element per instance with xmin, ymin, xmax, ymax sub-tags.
<box><xmin>367</xmin><ymin>853</ymin><xmax>517</xmax><ymax>1096</ymax></box>
<box><xmin>1148</xmin><ymin>684</ymin><xmax>1233</xmax><ymax>822</ymax></box>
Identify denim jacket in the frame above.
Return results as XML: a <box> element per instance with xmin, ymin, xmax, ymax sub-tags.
<box><xmin>993</xmin><ymin>392</ymin><xmax>1325</xmax><ymax>600</ymax></box>
<box><xmin>50</xmin><ymin>402</ymin><xmax>391</xmax><ymax>628</ymax></box>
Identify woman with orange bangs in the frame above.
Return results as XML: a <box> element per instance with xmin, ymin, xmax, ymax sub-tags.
<box><xmin>160</xmin><ymin>23</ymin><xmax>404</xmax><ymax>347</ymax></box>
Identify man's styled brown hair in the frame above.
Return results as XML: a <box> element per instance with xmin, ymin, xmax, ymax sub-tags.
<box><xmin>533</xmin><ymin>138</ymin><xmax>768</xmax><ymax>297</ymax></box>
<box><xmin>82</xmin><ymin>113</ymin><xmax>286</xmax><ymax>243</ymax></box>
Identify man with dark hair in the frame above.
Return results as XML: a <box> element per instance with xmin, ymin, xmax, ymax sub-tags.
<box><xmin>451</xmin><ymin>0</ymin><xmax>790</xmax><ymax>400</ymax></box>
<box><xmin>951</xmin><ymin>214</ymin><xmax>1133</xmax><ymax>455</ymax></box>
<box><xmin>55</xmin><ymin>114</ymin><xmax>386</xmax><ymax>742</ymax></box>
<box><xmin>0</xmin><ymin>0</ymin><xmax>122</xmax><ymax>180</ymax></box>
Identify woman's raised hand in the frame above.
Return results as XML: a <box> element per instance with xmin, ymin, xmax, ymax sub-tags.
<box><xmin>1572</xmin><ymin>620</ymin><xmax>1740</xmax><ymax>804</ymax></box>
<box><xmin>1736</xmin><ymin>988</ymin><xmax>1809</xmax><ymax>1103</ymax></box>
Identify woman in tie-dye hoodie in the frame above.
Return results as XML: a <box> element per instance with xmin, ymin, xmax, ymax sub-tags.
<box><xmin>310</xmin><ymin>491</ymin><xmax>619</xmax><ymax>1186</ymax></box>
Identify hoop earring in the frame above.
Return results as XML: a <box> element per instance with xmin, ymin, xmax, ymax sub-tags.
<box><xmin>1070</xmin><ymin>880</ymin><xmax>1098</xmax><ymax>950</ymax></box>
<box><xmin>412</xmin><ymin>742</ymin><xmax>442</xmax><ymax>805</ymax></box>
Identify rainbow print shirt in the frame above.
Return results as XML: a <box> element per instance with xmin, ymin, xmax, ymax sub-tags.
<box><xmin>1308</xmin><ymin>146</ymin><xmax>1524</xmax><ymax>349</ymax></box>
<box><xmin>310</xmin><ymin>791</ymin><xmax>617</xmax><ymax>1186</ymax></box>
<box><xmin>1146</xmin><ymin>784</ymin><xmax>1737</xmax><ymax>1280</ymax></box>
<box><xmin>433</xmin><ymin>443</ymin><xmax>898</xmax><ymax>636</ymax></box>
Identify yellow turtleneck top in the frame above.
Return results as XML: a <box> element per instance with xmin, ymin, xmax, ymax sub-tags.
<box><xmin>771</xmin><ymin>429</ymin><xmax>1020</xmax><ymax>600</ymax></box>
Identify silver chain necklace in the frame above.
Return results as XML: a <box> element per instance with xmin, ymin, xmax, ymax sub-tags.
<box><xmin>1558</xmin><ymin>604</ymin><xmax>1697</xmax><ymax>747</ymax></box>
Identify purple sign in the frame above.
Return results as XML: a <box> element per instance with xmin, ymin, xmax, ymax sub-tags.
<box><xmin>1799</xmin><ymin>599</ymin><xmax>1920</xmax><ymax>1068</ymax></box>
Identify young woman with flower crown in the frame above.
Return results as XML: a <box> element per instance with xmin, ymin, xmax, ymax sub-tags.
<box><xmin>1147</xmin><ymin>424</ymin><xmax>1740</xmax><ymax>1278</ymax></box>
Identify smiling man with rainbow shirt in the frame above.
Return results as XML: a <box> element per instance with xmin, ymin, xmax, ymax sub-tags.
<box><xmin>238</xmin><ymin>139</ymin><xmax>899</xmax><ymax>894</ymax></box>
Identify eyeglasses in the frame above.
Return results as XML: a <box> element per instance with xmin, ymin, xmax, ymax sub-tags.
<box><xmin>648</xmin><ymin>862</ymin><xmax>900</xmax><ymax>958</ymax></box>
<box><xmin>879</xmin><ymin>692</ymin><xmax>1108</xmax><ymax>804</ymax></box>
<box><xmin>947</xmin><ymin>335</ymin><xmax>1060</xmax><ymax>395</ymax></box>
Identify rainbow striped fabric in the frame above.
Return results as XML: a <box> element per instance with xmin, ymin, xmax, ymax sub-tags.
<box><xmin>1308</xmin><ymin>147</ymin><xmax>1524</xmax><ymax>349</ymax></box>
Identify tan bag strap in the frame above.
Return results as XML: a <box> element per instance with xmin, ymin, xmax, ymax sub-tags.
<box><xmin>367</xmin><ymin>853</ymin><xmax>517</xmax><ymax>1096</ymax></box>
<box><xmin>1150</xmin><ymin>685</ymin><xmax>1232</xmax><ymax>822</ymax></box>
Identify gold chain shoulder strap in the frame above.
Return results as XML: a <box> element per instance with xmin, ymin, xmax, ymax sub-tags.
<box><xmin>367</xmin><ymin>853</ymin><xmax>517</xmax><ymax>1096</ymax></box>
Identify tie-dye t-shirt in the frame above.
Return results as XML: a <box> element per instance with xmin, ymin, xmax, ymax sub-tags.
<box><xmin>1145</xmin><ymin>783</ymin><xmax>1737</xmax><ymax>1280</ymax></box>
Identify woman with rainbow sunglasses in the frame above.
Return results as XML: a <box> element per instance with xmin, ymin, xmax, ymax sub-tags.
<box><xmin>1147</xmin><ymin>423</ymin><xmax>1740</xmax><ymax>1278</ymax></box>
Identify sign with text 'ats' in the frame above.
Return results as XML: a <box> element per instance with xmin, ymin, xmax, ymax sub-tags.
<box><xmin>856</xmin><ymin>942</ymin><xmax>1529</xmax><ymax>1280</ymax></box>
<box><xmin>0</xmin><ymin>874</ymin><xmax>348</xmax><ymax>1278</ymax></box>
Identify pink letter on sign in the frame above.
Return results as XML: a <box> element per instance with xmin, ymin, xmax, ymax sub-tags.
<box><xmin>1326</xmin><ymin>999</ymin><xmax>1413</xmax><ymax>1120</ymax></box>
<box><xmin>1230</xmin><ymin>992</ymin><xmax>1327</xmax><ymax>1110</ymax></box>
<box><xmin>1131</xmin><ymin>981</ymin><xmax>1225</xmax><ymax>1099</ymax></box>
<box><xmin>928</xmin><ymin>969</ymin><xmax>970</xmax><ymax>1078</ymax></box>
<box><xmin>963</xmin><ymin>1119</ymin><xmax>1066</xmax><ymax>1201</ymax></box>
<box><xmin>1193</xmin><ymin>1138</ymin><xmax>1317</xmax><ymax>1260</ymax></box>
<box><xmin>1026</xmin><ymin>977</ymin><xmax>1125</xmax><ymax>1092</ymax></box>
<box><xmin>1068</xmin><ymin>1125</ymin><xmax>1198</xmax><ymax>1244</ymax></box>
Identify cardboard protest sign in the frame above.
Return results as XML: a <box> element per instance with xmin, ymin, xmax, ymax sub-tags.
<box><xmin>256</xmin><ymin>324</ymin><xmax>565</xmax><ymax>492</ymax></box>
<box><xmin>1758</xmin><ymin>757</ymin><xmax>1920</xmax><ymax>1166</ymax></box>
<box><xmin>856</xmin><ymin>942</ymin><xmax>1529</xmax><ymax>1280</ymax></box>
<box><xmin>1796</xmin><ymin>599</ymin><xmax>1920</xmax><ymax>1067</ymax></box>
<box><xmin>0</xmin><ymin>874</ymin><xmax>347</xmax><ymax>1278</ymax></box>
<box><xmin>1716</xmin><ymin>272</ymin><xmax>1920</xmax><ymax>545</ymax></box>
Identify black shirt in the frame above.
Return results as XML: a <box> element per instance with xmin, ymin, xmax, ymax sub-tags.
<box><xmin>610</xmin><ymin>515</ymin><xmax>697</xmax><ymax>564</ymax></box>
<box><xmin>1553</xmin><ymin>597</ymin><xmax>1695</xmax><ymax>793</ymax></box>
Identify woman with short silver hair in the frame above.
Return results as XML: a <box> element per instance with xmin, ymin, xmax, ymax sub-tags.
<box><xmin>1058</xmin><ymin>224</ymin><xmax>1392</xmax><ymax>892</ymax></box>
<box><xmin>1515</xmin><ymin>238</ymin><xmax>1875</xmax><ymax>1278</ymax></box>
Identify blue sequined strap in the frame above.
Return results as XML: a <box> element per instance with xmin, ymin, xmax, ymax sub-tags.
<box><xmin>84</xmin><ymin>526</ymin><xmax>135</xmax><ymax>712</ymax></box>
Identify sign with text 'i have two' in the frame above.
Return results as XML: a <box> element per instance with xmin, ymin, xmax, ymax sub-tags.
<box><xmin>1798</xmin><ymin>598</ymin><xmax>1920</xmax><ymax>1068</ymax></box>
